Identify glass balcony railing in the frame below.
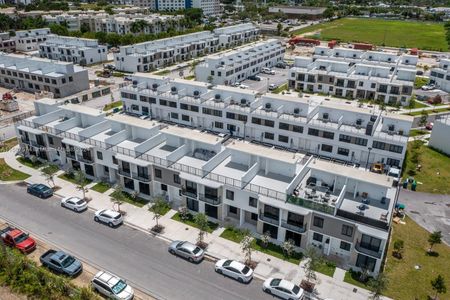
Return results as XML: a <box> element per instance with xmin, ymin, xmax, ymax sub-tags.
<box><xmin>286</xmin><ymin>195</ymin><xmax>335</xmax><ymax>215</ymax></box>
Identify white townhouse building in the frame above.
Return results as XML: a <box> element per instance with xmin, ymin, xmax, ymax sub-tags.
<box><xmin>213</xmin><ymin>23</ymin><xmax>261</xmax><ymax>48</ymax></box>
<box><xmin>14</xmin><ymin>28</ymin><xmax>51</xmax><ymax>52</ymax></box>
<box><xmin>16</xmin><ymin>98</ymin><xmax>402</xmax><ymax>276</ymax></box>
<box><xmin>114</xmin><ymin>31</ymin><xmax>219</xmax><ymax>72</ymax></box>
<box><xmin>0</xmin><ymin>32</ymin><xmax>15</xmax><ymax>52</ymax></box>
<box><xmin>39</xmin><ymin>35</ymin><xmax>108</xmax><ymax>65</ymax></box>
<box><xmin>289</xmin><ymin>46</ymin><xmax>418</xmax><ymax>105</ymax></box>
<box><xmin>429</xmin><ymin>116</ymin><xmax>450</xmax><ymax>155</ymax></box>
<box><xmin>0</xmin><ymin>53</ymin><xmax>89</xmax><ymax>98</ymax></box>
<box><xmin>429</xmin><ymin>58</ymin><xmax>450</xmax><ymax>93</ymax></box>
<box><xmin>120</xmin><ymin>74</ymin><xmax>412</xmax><ymax>168</ymax></box>
<box><xmin>195</xmin><ymin>39</ymin><xmax>285</xmax><ymax>85</ymax></box>
<box><xmin>43</xmin><ymin>14</ymin><xmax>82</xmax><ymax>32</ymax></box>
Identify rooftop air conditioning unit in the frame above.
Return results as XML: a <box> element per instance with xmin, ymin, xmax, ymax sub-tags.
<box><xmin>132</xmin><ymin>80</ymin><xmax>138</xmax><ymax>86</ymax></box>
<box><xmin>323</xmin><ymin>113</ymin><xmax>329</xmax><ymax>120</ymax></box>
<box><xmin>171</xmin><ymin>86</ymin><xmax>177</xmax><ymax>94</ymax></box>
<box><xmin>388</xmin><ymin>124</ymin><xmax>395</xmax><ymax>132</ymax></box>
<box><xmin>215</xmin><ymin>94</ymin><xmax>221</xmax><ymax>100</ymax></box>
<box><xmin>265</xmin><ymin>103</ymin><xmax>272</xmax><ymax>110</ymax></box>
<box><xmin>152</xmin><ymin>83</ymin><xmax>158</xmax><ymax>91</ymax></box>
<box><xmin>293</xmin><ymin>108</ymin><xmax>300</xmax><ymax>115</ymax></box>
<box><xmin>193</xmin><ymin>90</ymin><xmax>200</xmax><ymax>98</ymax></box>
<box><xmin>240</xmin><ymin>99</ymin><xmax>247</xmax><ymax>106</ymax></box>
<box><xmin>356</xmin><ymin>119</ymin><xmax>363</xmax><ymax>125</ymax></box>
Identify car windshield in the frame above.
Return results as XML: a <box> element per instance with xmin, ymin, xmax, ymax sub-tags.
<box><xmin>14</xmin><ymin>233</ymin><xmax>29</xmax><ymax>243</ymax></box>
<box><xmin>223</xmin><ymin>260</ymin><xmax>232</xmax><ymax>267</ymax></box>
<box><xmin>192</xmin><ymin>247</ymin><xmax>201</xmax><ymax>254</ymax></box>
<box><xmin>112</xmin><ymin>280</ymin><xmax>127</xmax><ymax>294</ymax></box>
<box><xmin>271</xmin><ymin>278</ymin><xmax>281</xmax><ymax>286</ymax></box>
<box><xmin>292</xmin><ymin>285</ymin><xmax>300</xmax><ymax>294</ymax></box>
<box><xmin>75</xmin><ymin>199</ymin><xmax>85</xmax><ymax>205</ymax></box>
<box><xmin>242</xmin><ymin>266</ymin><xmax>250</xmax><ymax>274</ymax></box>
<box><xmin>61</xmin><ymin>256</ymin><xmax>75</xmax><ymax>268</ymax></box>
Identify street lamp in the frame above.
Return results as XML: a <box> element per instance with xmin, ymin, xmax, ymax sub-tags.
<box><xmin>365</xmin><ymin>147</ymin><xmax>372</xmax><ymax>171</ymax></box>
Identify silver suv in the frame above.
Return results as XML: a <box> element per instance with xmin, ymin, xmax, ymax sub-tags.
<box><xmin>91</xmin><ymin>270</ymin><xmax>134</xmax><ymax>300</ymax></box>
<box><xmin>168</xmin><ymin>240</ymin><xmax>204</xmax><ymax>263</ymax></box>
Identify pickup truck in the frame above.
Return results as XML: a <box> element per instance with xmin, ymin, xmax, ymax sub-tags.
<box><xmin>0</xmin><ymin>226</ymin><xmax>36</xmax><ymax>253</ymax></box>
<box><xmin>40</xmin><ymin>249</ymin><xmax>83</xmax><ymax>276</ymax></box>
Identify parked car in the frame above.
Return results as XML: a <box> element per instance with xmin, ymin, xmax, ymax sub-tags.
<box><xmin>263</xmin><ymin>278</ymin><xmax>304</xmax><ymax>300</ymax></box>
<box><xmin>421</xmin><ymin>84</ymin><xmax>435</xmax><ymax>91</ymax></box>
<box><xmin>91</xmin><ymin>271</ymin><xmax>134</xmax><ymax>300</ymax></box>
<box><xmin>232</xmin><ymin>82</ymin><xmax>241</xmax><ymax>87</ymax></box>
<box><xmin>275</xmin><ymin>62</ymin><xmax>287</xmax><ymax>68</ymax></box>
<box><xmin>262</xmin><ymin>67</ymin><xmax>275</xmax><ymax>75</ymax></box>
<box><xmin>426</xmin><ymin>122</ymin><xmax>434</xmax><ymax>130</ymax></box>
<box><xmin>104</xmin><ymin>64</ymin><xmax>116</xmax><ymax>71</ymax></box>
<box><xmin>215</xmin><ymin>259</ymin><xmax>253</xmax><ymax>283</ymax></box>
<box><xmin>416</xmin><ymin>70</ymin><xmax>424</xmax><ymax>76</ymax></box>
<box><xmin>248</xmin><ymin>75</ymin><xmax>262</xmax><ymax>81</ymax></box>
<box><xmin>139</xmin><ymin>115</ymin><xmax>150</xmax><ymax>120</ymax></box>
<box><xmin>239</xmin><ymin>84</ymin><xmax>249</xmax><ymax>89</ymax></box>
<box><xmin>27</xmin><ymin>183</ymin><xmax>53</xmax><ymax>198</ymax></box>
<box><xmin>61</xmin><ymin>196</ymin><xmax>88</xmax><ymax>212</ymax></box>
<box><xmin>124</xmin><ymin>76</ymin><xmax>133</xmax><ymax>82</ymax></box>
<box><xmin>94</xmin><ymin>209</ymin><xmax>123</xmax><ymax>227</ymax></box>
<box><xmin>0</xmin><ymin>226</ymin><xmax>36</xmax><ymax>253</ymax></box>
<box><xmin>40</xmin><ymin>249</ymin><xmax>82</xmax><ymax>276</ymax></box>
<box><xmin>268</xmin><ymin>83</ymin><xmax>278</xmax><ymax>91</ymax></box>
<box><xmin>168</xmin><ymin>240</ymin><xmax>204</xmax><ymax>263</ymax></box>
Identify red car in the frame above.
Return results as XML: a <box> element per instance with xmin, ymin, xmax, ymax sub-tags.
<box><xmin>0</xmin><ymin>226</ymin><xmax>36</xmax><ymax>253</ymax></box>
<box><xmin>426</xmin><ymin>122</ymin><xmax>434</xmax><ymax>130</ymax></box>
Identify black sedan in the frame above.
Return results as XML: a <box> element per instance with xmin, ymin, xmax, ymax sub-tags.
<box><xmin>27</xmin><ymin>184</ymin><xmax>53</xmax><ymax>198</ymax></box>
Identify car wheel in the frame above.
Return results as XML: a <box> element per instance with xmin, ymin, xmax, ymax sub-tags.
<box><xmin>61</xmin><ymin>202</ymin><xmax>65</xmax><ymax>207</ymax></box>
<box><xmin>188</xmin><ymin>257</ymin><xmax>194</xmax><ymax>263</ymax></box>
<box><xmin>216</xmin><ymin>268</ymin><xmax>222</xmax><ymax>274</ymax></box>
<box><xmin>238</xmin><ymin>277</ymin><xmax>244</xmax><ymax>283</ymax></box>
<box><xmin>108</xmin><ymin>222</ymin><xmax>114</xmax><ymax>227</ymax></box>
<box><xmin>265</xmin><ymin>288</ymin><xmax>271</xmax><ymax>295</ymax></box>
<box><xmin>94</xmin><ymin>216</ymin><xmax>99</xmax><ymax>222</ymax></box>
<box><xmin>169</xmin><ymin>249</ymin><xmax>175</xmax><ymax>255</ymax></box>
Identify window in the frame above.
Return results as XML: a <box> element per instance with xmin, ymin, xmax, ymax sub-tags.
<box><xmin>226</xmin><ymin>190</ymin><xmax>234</xmax><ymax>200</ymax></box>
<box><xmin>360</xmin><ymin>234</ymin><xmax>381</xmax><ymax>252</ymax></box>
<box><xmin>96</xmin><ymin>151</ymin><xmax>103</xmax><ymax>160</ymax></box>
<box><xmin>47</xmin><ymin>136</ymin><xmax>54</xmax><ymax>145</ymax></box>
<box><xmin>313</xmin><ymin>216</ymin><xmax>324</xmax><ymax>228</ymax></box>
<box><xmin>322</xmin><ymin>131</ymin><xmax>334</xmax><ymax>139</ymax></box>
<box><xmin>112</xmin><ymin>156</ymin><xmax>118</xmax><ymax>165</ymax></box>
<box><xmin>356</xmin><ymin>254</ymin><xmax>376</xmax><ymax>272</ymax></box>
<box><xmin>161</xmin><ymin>184</ymin><xmax>167</xmax><ymax>191</ymax></box>
<box><xmin>249</xmin><ymin>197</ymin><xmax>257</xmax><ymax>208</ymax></box>
<box><xmin>214</xmin><ymin>121</ymin><xmax>223</xmax><ymax>129</ymax></box>
<box><xmin>229</xmin><ymin>206</ymin><xmax>237</xmax><ymax>214</ymax></box>
<box><xmin>264</xmin><ymin>132</ymin><xmax>274</xmax><ymax>140</ymax></box>
<box><xmin>155</xmin><ymin>168</ymin><xmax>162</xmax><ymax>178</ymax></box>
<box><xmin>313</xmin><ymin>232</ymin><xmax>323</xmax><ymax>242</ymax></box>
<box><xmin>340</xmin><ymin>241</ymin><xmax>351</xmax><ymax>251</ymax></box>
<box><xmin>279</xmin><ymin>122</ymin><xmax>289</xmax><ymax>130</ymax></box>
<box><xmin>337</xmin><ymin>147</ymin><xmax>349</xmax><ymax>156</ymax></box>
<box><xmin>173</xmin><ymin>174</ymin><xmax>180</xmax><ymax>184</ymax></box>
<box><xmin>182</xmin><ymin>114</ymin><xmax>190</xmax><ymax>122</ymax></box>
<box><xmin>308</xmin><ymin>128</ymin><xmax>319</xmax><ymax>136</ymax></box>
<box><xmin>321</xmin><ymin>144</ymin><xmax>333</xmax><ymax>153</ymax></box>
<box><xmin>278</xmin><ymin>135</ymin><xmax>289</xmax><ymax>143</ymax></box>
<box><xmin>170</xmin><ymin>112</ymin><xmax>178</xmax><ymax>119</ymax></box>
<box><xmin>341</xmin><ymin>225</ymin><xmax>353</xmax><ymax>237</ymax></box>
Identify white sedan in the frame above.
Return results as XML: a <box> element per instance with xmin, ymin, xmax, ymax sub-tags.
<box><xmin>94</xmin><ymin>209</ymin><xmax>123</xmax><ymax>227</ymax></box>
<box><xmin>215</xmin><ymin>259</ymin><xmax>253</xmax><ymax>283</ymax></box>
<box><xmin>61</xmin><ymin>196</ymin><xmax>88</xmax><ymax>212</ymax></box>
<box><xmin>263</xmin><ymin>278</ymin><xmax>304</xmax><ymax>300</ymax></box>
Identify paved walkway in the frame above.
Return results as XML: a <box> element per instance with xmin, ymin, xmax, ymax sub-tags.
<box><xmin>0</xmin><ymin>146</ymin><xmax>384</xmax><ymax>300</ymax></box>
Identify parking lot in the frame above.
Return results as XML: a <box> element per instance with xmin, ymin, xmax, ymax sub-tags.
<box><xmin>239</xmin><ymin>66</ymin><xmax>290</xmax><ymax>93</ymax></box>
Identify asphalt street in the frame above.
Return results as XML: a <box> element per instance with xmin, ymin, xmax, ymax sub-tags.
<box><xmin>0</xmin><ymin>183</ymin><xmax>274</xmax><ymax>300</ymax></box>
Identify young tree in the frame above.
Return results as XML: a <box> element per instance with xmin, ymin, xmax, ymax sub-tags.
<box><xmin>281</xmin><ymin>239</ymin><xmax>295</xmax><ymax>258</ymax></box>
<box><xmin>150</xmin><ymin>198</ymin><xmax>168</xmax><ymax>231</ymax></box>
<box><xmin>419</xmin><ymin>110</ymin><xmax>429</xmax><ymax>127</ymax></box>
<box><xmin>194</xmin><ymin>213</ymin><xmax>209</xmax><ymax>247</ymax></box>
<box><xmin>393</xmin><ymin>239</ymin><xmax>404</xmax><ymax>259</ymax></box>
<box><xmin>74</xmin><ymin>170</ymin><xmax>88</xmax><ymax>200</ymax></box>
<box><xmin>304</xmin><ymin>247</ymin><xmax>321</xmax><ymax>285</ymax></box>
<box><xmin>428</xmin><ymin>231</ymin><xmax>442</xmax><ymax>253</ymax></box>
<box><xmin>41</xmin><ymin>163</ymin><xmax>55</xmax><ymax>188</ymax></box>
<box><xmin>431</xmin><ymin>275</ymin><xmax>447</xmax><ymax>300</ymax></box>
<box><xmin>110</xmin><ymin>184</ymin><xmax>125</xmax><ymax>212</ymax></box>
<box><xmin>240</xmin><ymin>230</ymin><xmax>253</xmax><ymax>266</ymax></box>
<box><xmin>260</xmin><ymin>231</ymin><xmax>271</xmax><ymax>248</ymax></box>
<box><xmin>277</xmin><ymin>23</ymin><xmax>283</xmax><ymax>35</ymax></box>
<box><xmin>368</xmin><ymin>273</ymin><xmax>388</xmax><ymax>300</ymax></box>
<box><xmin>178</xmin><ymin>205</ymin><xmax>189</xmax><ymax>221</ymax></box>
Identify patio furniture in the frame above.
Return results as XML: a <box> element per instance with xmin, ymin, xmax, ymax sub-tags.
<box><xmin>362</xmin><ymin>192</ymin><xmax>368</xmax><ymax>199</ymax></box>
<box><xmin>362</xmin><ymin>198</ymin><xmax>370</xmax><ymax>205</ymax></box>
<box><xmin>380</xmin><ymin>213</ymin><xmax>388</xmax><ymax>221</ymax></box>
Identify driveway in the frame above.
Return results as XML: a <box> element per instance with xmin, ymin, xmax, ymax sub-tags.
<box><xmin>398</xmin><ymin>189</ymin><xmax>450</xmax><ymax>245</ymax></box>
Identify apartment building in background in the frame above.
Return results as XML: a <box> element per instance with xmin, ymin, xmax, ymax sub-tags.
<box><xmin>14</xmin><ymin>28</ymin><xmax>51</xmax><ymax>52</ymax></box>
<box><xmin>213</xmin><ymin>23</ymin><xmax>261</xmax><ymax>48</ymax></box>
<box><xmin>429</xmin><ymin>58</ymin><xmax>450</xmax><ymax>92</ymax></box>
<box><xmin>0</xmin><ymin>32</ymin><xmax>15</xmax><ymax>52</ymax></box>
<box><xmin>120</xmin><ymin>74</ymin><xmax>412</xmax><ymax>168</ymax></box>
<box><xmin>289</xmin><ymin>46</ymin><xmax>418</xmax><ymax>105</ymax></box>
<box><xmin>0</xmin><ymin>53</ymin><xmax>89</xmax><ymax>98</ymax></box>
<box><xmin>195</xmin><ymin>39</ymin><xmax>285</xmax><ymax>85</ymax></box>
<box><xmin>39</xmin><ymin>35</ymin><xmax>108</xmax><ymax>65</ymax></box>
<box><xmin>16</xmin><ymin>98</ymin><xmax>403</xmax><ymax>276</ymax></box>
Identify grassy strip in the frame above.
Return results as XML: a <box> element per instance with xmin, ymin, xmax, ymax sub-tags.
<box><xmin>16</xmin><ymin>157</ymin><xmax>43</xmax><ymax>169</ymax></box>
<box><xmin>414</xmin><ymin>76</ymin><xmax>428</xmax><ymax>89</ymax></box>
<box><xmin>91</xmin><ymin>181</ymin><xmax>111</xmax><ymax>193</ymax></box>
<box><xmin>41</xmin><ymin>164</ymin><xmax>60</xmax><ymax>175</ymax></box>
<box><xmin>171</xmin><ymin>212</ymin><xmax>218</xmax><ymax>233</ymax></box>
<box><xmin>0</xmin><ymin>158</ymin><xmax>30</xmax><ymax>181</ymax></box>
<box><xmin>154</xmin><ymin>70</ymin><xmax>171</xmax><ymax>76</ymax></box>
<box><xmin>103</xmin><ymin>101</ymin><xmax>122</xmax><ymax>111</ymax></box>
<box><xmin>312</xmin><ymin>260</ymin><xmax>336</xmax><ymax>277</ymax></box>
<box><xmin>344</xmin><ymin>269</ymin><xmax>372</xmax><ymax>289</ymax></box>
<box><xmin>110</xmin><ymin>190</ymin><xmax>149</xmax><ymax>208</ymax></box>
<box><xmin>409</xmin><ymin>129</ymin><xmax>429</xmax><ymax>137</ymax></box>
<box><xmin>406</xmin><ymin>107</ymin><xmax>450</xmax><ymax>116</ymax></box>
<box><xmin>271</xmin><ymin>83</ymin><xmax>288</xmax><ymax>94</ymax></box>
<box><xmin>58</xmin><ymin>172</ymin><xmax>92</xmax><ymax>185</ymax></box>
<box><xmin>0</xmin><ymin>138</ymin><xmax>18</xmax><ymax>152</ymax></box>
<box><xmin>184</xmin><ymin>75</ymin><xmax>195</xmax><ymax>80</ymax></box>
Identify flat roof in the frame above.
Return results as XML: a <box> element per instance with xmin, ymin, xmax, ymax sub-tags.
<box><xmin>227</xmin><ymin>140</ymin><xmax>303</xmax><ymax>164</ymax></box>
<box><xmin>106</xmin><ymin>114</ymin><xmax>160</xmax><ymax>129</ymax></box>
<box><xmin>214</xmin><ymin>85</ymin><xmax>258</xmax><ymax>96</ymax></box>
<box><xmin>60</xmin><ymin>103</ymin><xmax>104</xmax><ymax>117</ymax></box>
<box><xmin>311</xmin><ymin>159</ymin><xmax>392</xmax><ymax>187</ymax></box>
<box><xmin>160</xmin><ymin>126</ymin><xmax>222</xmax><ymax>145</ymax></box>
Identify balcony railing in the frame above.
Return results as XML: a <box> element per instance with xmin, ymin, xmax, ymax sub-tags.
<box><xmin>281</xmin><ymin>220</ymin><xmax>307</xmax><ymax>234</ymax></box>
<box><xmin>181</xmin><ymin>188</ymin><xmax>197</xmax><ymax>199</ymax></box>
<box><xmin>336</xmin><ymin>209</ymin><xmax>388</xmax><ymax>230</ymax></box>
<box><xmin>66</xmin><ymin>152</ymin><xmax>76</xmax><ymax>159</ymax></box>
<box><xmin>286</xmin><ymin>195</ymin><xmax>335</xmax><ymax>215</ymax></box>
<box><xmin>78</xmin><ymin>156</ymin><xmax>94</xmax><ymax>164</ymax></box>
<box><xmin>20</xmin><ymin>137</ymin><xmax>31</xmax><ymax>145</ymax></box>
<box><xmin>258</xmin><ymin>210</ymin><xmax>280</xmax><ymax>226</ymax></box>
<box><xmin>198</xmin><ymin>193</ymin><xmax>221</xmax><ymax>206</ymax></box>
<box><xmin>355</xmin><ymin>240</ymin><xmax>383</xmax><ymax>259</ymax></box>
<box><xmin>118</xmin><ymin>168</ymin><xmax>132</xmax><ymax>178</ymax></box>
<box><xmin>132</xmin><ymin>172</ymin><xmax>151</xmax><ymax>182</ymax></box>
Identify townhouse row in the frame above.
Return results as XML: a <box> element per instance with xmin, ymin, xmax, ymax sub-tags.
<box><xmin>429</xmin><ymin>58</ymin><xmax>450</xmax><ymax>93</ymax></box>
<box><xmin>121</xmin><ymin>74</ymin><xmax>412</xmax><ymax>169</ymax></box>
<box><xmin>114</xmin><ymin>23</ymin><xmax>260</xmax><ymax>72</ymax></box>
<box><xmin>16</xmin><ymin>98</ymin><xmax>400</xmax><ymax>276</ymax></box>
<box><xmin>110</xmin><ymin>0</ymin><xmax>222</xmax><ymax>16</ymax></box>
<box><xmin>14</xmin><ymin>28</ymin><xmax>51</xmax><ymax>52</ymax></box>
<box><xmin>195</xmin><ymin>39</ymin><xmax>285</xmax><ymax>85</ymax></box>
<box><xmin>39</xmin><ymin>35</ymin><xmax>108</xmax><ymax>65</ymax></box>
<box><xmin>0</xmin><ymin>53</ymin><xmax>89</xmax><ymax>98</ymax></box>
<box><xmin>289</xmin><ymin>46</ymin><xmax>418</xmax><ymax>105</ymax></box>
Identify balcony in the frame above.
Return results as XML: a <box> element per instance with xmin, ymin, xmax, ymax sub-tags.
<box><xmin>118</xmin><ymin>168</ymin><xmax>132</xmax><ymax>178</ymax></box>
<box><xmin>133</xmin><ymin>172</ymin><xmax>151</xmax><ymax>183</ymax></box>
<box><xmin>66</xmin><ymin>152</ymin><xmax>76</xmax><ymax>159</ymax></box>
<box><xmin>181</xmin><ymin>188</ymin><xmax>197</xmax><ymax>199</ymax></box>
<box><xmin>198</xmin><ymin>193</ymin><xmax>221</xmax><ymax>206</ymax></box>
<box><xmin>258</xmin><ymin>210</ymin><xmax>280</xmax><ymax>226</ymax></box>
<box><xmin>281</xmin><ymin>220</ymin><xmax>307</xmax><ymax>234</ymax></box>
<box><xmin>355</xmin><ymin>240</ymin><xmax>383</xmax><ymax>259</ymax></box>
<box><xmin>78</xmin><ymin>155</ymin><xmax>94</xmax><ymax>164</ymax></box>
<box><xmin>20</xmin><ymin>137</ymin><xmax>31</xmax><ymax>145</ymax></box>
<box><xmin>286</xmin><ymin>195</ymin><xmax>335</xmax><ymax>215</ymax></box>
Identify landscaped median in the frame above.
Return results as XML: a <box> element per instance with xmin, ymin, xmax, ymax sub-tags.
<box><xmin>16</xmin><ymin>156</ymin><xmax>43</xmax><ymax>169</ymax></box>
<box><xmin>90</xmin><ymin>181</ymin><xmax>111</xmax><ymax>193</ymax></box>
<box><xmin>0</xmin><ymin>138</ymin><xmax>18</xmax><ymax>152</ymax></box>
<box><xmin>171</xmin><ymin>212</ymin><xmax>219</xmax><ymax>233</ymax></box>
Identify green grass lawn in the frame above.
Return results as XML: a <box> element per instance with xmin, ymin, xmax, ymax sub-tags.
<box><xmin>292</xmin><ymin>18</ymin><xmax>448</xmax><ymax>51</ymax></box>
<box><xmin>58</xmin><ymin>172</ymin><xmax>93</xmax><ymax>185</ymax></box>
<box><xmin>408</xmin><ymin>100</ymin><xmax>428</xmax><ymax>109</ymax></box>
<box><xmin>271</xmin><ymin>83</ymin><xmax>288</xmax><ymax>94</ymax></box>
<box><xmin>16</xmin><ymin>157</ymin><xmax>43</xmax><ymax>169</ymax></box>
<box><xmin>344</xmin><ymin>269</ymin><xmax>372</xmax><ymax>290</ymax></box>
<box><xmin>414</xmin><ymin>76</ymin><xmax>429</xmax><ymax>89</ymax></box>
<box><xmin>171</xmin><ymin>212</ymin><xmax>218</xmax><ymax>233</ymax></box>
<box><xmin>41</xmin><ymin>164</ymin><xmax>59</xmax><ymax>175</ymax></box>
<box><xmin>403</xmin><ymin>141</ymin><xmax>450</xmax><ymax>194</ymax></box>
<box><xmin>409</xmin><ymin>129</ymin><xmax>429</xmax><ymax>137</ymax></box>
<box><xmin>91</xmin><ymin>182</ymin><xmax>111</xmax><ymax>193</ymax></box>
<box><xmin>154</xmin><ymin>69</ymin><xmax>171</xmax><ymax>76</ymax></box>
<box><xmin>103</xmin><ymin>101</ymin><xmax>122</xmax><ymax>111</ymax></box>
<box><xmin>0</xmin><ymin>138</ymin><xmax>18</xmax><ymax>152</ymax></box>
<box><xmin>110</xmin><ymin>190</ymin><xmax>149</xmax><ymax>208</ymax></box>
<box><xmin>149</xmin><ymin>202</ymin><xmax>171</xmax><ymax>216</ymax></box>
<box><xmin>406</xmin><ymin>107</ymin><xmax>450</xmax><ymax>116</ymax></box>
<box><xmin>184</xmin><ymin>75</ymin><xmax>195</xmax><ymax>80</ymax></box>
<box><xmin>313</xmin><ymin>260</ymin><xmax>336</xmax><ymax>277</ymax></box>
<box><xmin>0</xmin><ymin>159</ymin><xmax>30</xmax><ymax>181</ymax></box>
<box><xmin>384</xmin><ymin>216</ymin><xmax>450</xmax><ymax>299</ymax></box>
<box><xmin>220</xmin><ymin>227</ymin><xmax>303</xmax><ymax>265</ymax></box>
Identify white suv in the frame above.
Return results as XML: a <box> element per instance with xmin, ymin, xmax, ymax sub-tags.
<box><xmin>94</xmin><ymin>209</ymin><xmax>123</xmax><ymax>227</ymax></box>
<box><xmin>92</xmin><ymin>270</ymin><xmax>134</xmax><ymax>300</ymax></box>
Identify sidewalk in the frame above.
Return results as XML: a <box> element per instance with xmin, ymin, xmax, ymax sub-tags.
<box><xmin>0</xmin><ymin>147</ymin><xmax>381</xmax><ymax>300</ymax></box>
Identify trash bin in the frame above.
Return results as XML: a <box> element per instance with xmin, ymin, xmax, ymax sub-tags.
<box><xmin>402</xmin><ymin>180</ymin><xmax>408</xmax><ymax>189</ymax></box>
<box><xmin>412</xmin><ymin>180</ymin><xmax>417</xmax><ymax>191</ymax></box>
